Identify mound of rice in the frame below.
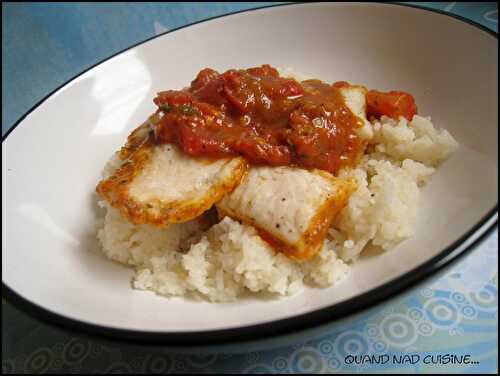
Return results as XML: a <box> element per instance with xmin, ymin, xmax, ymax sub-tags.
<box><xmin>97</xmin><ymin>106</ymin><xmax>458</xmax><ymax>302</ymax></box>
<box><xmin>99</xmin><ymin>206</ymin><xmax>348</xmax><ymax>301</ymax></box>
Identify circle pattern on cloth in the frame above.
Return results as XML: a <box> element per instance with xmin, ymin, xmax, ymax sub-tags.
<box><xmin>420</xmin><ymin>288</ymin><xmax>434</xmax><ymax>298</ymax></box>
<box><xmin>408</xmin><ymin>308</ymin><xmax>424</xmax><ymax>322</ymax></box>
<box><xmin>328</xmin><ymin>357</ymin><xmax>341</xmax><ymax>371</ymax></box>
<box><xmin>24</xmin><ymin>348</ymin><xmax>53</xmax><ymax>374</ymax></box>
<box><xmin>289</xmin><ymin>347</ymin><xmax>326</xmax><ymax>373</ymax></box>
<box><xmin>246</xmin><ymin>352</ymin><xmax>260</xmax><ymax>364</ymax></box>
<box><xmin>319</xmin><ymin>340</ymin><xmax>334</xmax><ymax>355</ymax></box>
<box><xmin>461</xmin><ymin>305</ymin><xmax>477</xmax><ymax>319</ymax></box>
<box><xmin>173</xmin><ymin>359</ymin><xmax>186</xmax><ymax>371</ymax></box>
<box><xmin>468</xmin><ymin>285</ymin><xmax>497</xmax><ymax>312</ymax></box>
<box><xmin>380</xmin><ymin>314</ymin><xmax>418</xmax><ymax>348</ymax></box>
<box><xmin>89</xmin><ymin>343</ymin><xmax>103</xmax><ymax>359</ymax></box>
<box><xmin>128</xmin><ymin>357</ymin><xmax>144</xmax><ymax>372</ymax></box>
<box><xmin>365</xmin><ymin>323</ymin><xmax>380</xmax><ymax>337</ymax></box>
<box><xmin>484</xmin><ymin>9</ymin><xmax>498</xmax><ymax>22</ymax></box>
<box><xmin>272</xmin><ymin>356</ymin><xmax>289</xmax><ymax>371</ymax></box>
<box><xmin>451</xmin><ymin>292</ymin><xmax>466</xmax><ymax>304</ymax></box>
<box><xmin>333</xmin><ymin>331</ymin><xmax>370</xmax><ymax>358</ymax></box>
<box><xmin>144</xmin><ymin>355</ymin><xmax>172</xmax><ymax>373</ymax></box>
<box><xmin>423</xmin><ymin>298</ymin><xmax>461</xmax><ymax>329</ymax></box>
<box><xmin>373</xmin><ymin>341</ymin><xmax>388</xmax><ymax>353</ymax></box>
<box><xmin>62</xmin><ymin>338</ymin><xmax>91</xmax><ymax>365</ymax></box>
<box><xmin>417</xmin><ymin>321</ymin><xmax>435</xmax><ymax>336</ymax></box>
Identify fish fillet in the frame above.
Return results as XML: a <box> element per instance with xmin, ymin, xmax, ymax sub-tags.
<box><xmin>96</xmin><ymin>116</ymin><xmax>248</xmax><ymax>227</ymax></box>
<box><xmin>217</xmin><ymin>167</ymin><xmax>356</xmax><ymax>261</ymax></box>
<box><xmin>216</xmin><ymin>86</ymin><xmax>364</xmax><ymax>261</ymax></box>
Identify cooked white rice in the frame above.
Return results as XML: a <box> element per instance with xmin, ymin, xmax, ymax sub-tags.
<box><xmin>97</xmin><ymin>78</ymin><xmax>459</xmax><ymax>302</ymax></box>
<box><xmin>98</xmin><ymin>203</ymin><xmax>349</xmax><ymax>301</ymax></box>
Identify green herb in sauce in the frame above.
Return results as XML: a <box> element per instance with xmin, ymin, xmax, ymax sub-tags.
<box><xmin>179</xmin><ymin>104</ymin><xmax>198</xmax><ymax>116</ymax></box>
<box><xmin>159</xmin><ymin>104</ymin><xmax>172</xmax><ymax>112</ymax></box>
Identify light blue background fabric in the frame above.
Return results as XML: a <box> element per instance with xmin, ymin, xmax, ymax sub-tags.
<box><xmin>2</xmin><ymin>2</ymin><xmax>498</xmax><ymax>374</ymax></box>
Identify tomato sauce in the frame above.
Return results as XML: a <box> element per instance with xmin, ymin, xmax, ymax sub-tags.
<box><xmin>152</xmin><ymin>65</ymin><xmax>364</xmax><ymax>173</ymax></box>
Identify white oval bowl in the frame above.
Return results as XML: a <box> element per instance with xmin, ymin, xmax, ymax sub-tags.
<box><xmin>2</xmin><ymin>3</ymin><xmax>497</xmax><ymax>345</ymax></box>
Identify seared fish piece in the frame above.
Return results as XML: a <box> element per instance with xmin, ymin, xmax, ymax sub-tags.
<box><xmin>217</xmin><ymin>167</ymin><xmax>356</xmax><ymax>261</ymax></box>
<box><xmin>96</xmin><ymin>117</ymin><xmax>248</xmax><ymax>227</ymax></box>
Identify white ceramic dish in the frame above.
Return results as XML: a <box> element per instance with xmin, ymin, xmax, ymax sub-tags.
<box><xmin>3</xmin><ymin>3</ymin><xmax>497</xmax><ymax>346</ymax></box>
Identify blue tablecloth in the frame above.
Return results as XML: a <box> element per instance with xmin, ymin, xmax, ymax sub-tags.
<box><xmin>2</xmin><ymin>2</ymin><xmax>498</xmax><ymax>374</ymax></box>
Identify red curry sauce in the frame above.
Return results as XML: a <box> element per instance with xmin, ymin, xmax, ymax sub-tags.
<box><xmin>152</xmin><ymin>64</ymin><xmax>416</xmax><ymax>174</ymax></box>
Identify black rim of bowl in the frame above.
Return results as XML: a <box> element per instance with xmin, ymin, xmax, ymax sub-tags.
<box><xmin>2</xmin><ymin>2</ymin><xmax>498</xmax><ymax>346</ymax></box>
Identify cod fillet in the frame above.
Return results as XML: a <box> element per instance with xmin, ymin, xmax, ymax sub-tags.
<box><xmin>96</xmin><ymin>115</ymin><xmax>247</xmax><ymax>227</ymax></box>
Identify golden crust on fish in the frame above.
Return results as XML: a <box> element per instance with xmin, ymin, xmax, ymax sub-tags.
<box><xmin>216</xmin><ymin>166</ymin><xmax>356</xmax><ymax>261</ymax></box>
<box><xmin>96</xmin><ymin>116</ymin><xmax>248</xmax><ymax>227</ymax></box>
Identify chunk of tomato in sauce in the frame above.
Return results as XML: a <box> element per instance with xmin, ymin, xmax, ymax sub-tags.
<box><xmin>332</xmin><ymin>81</ymin><xmax>351</xmax><ymax>88</ymax></box>
<box><xmin>246</xmin><ymin>64</ymin><xmax>280</xmax><ymax>77</ymax></box>
<box><xmin>154</xmin><ymin>90</ymin><xmax>193</xmax><ymax>107</ymax></box>
<box><xmin>233</xmin><ymin>135</ymin><xmax>292</xmax><ymax>165</ymax></box>
<box><xmin>366</xmin><ymin>90</ymin><xmax>417</xmax><ymax>121</ymax></box>
<box><xmin>191</xmin><ymin>68</ymin><xmax>219</xmax><ymax>90</ymax></box>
